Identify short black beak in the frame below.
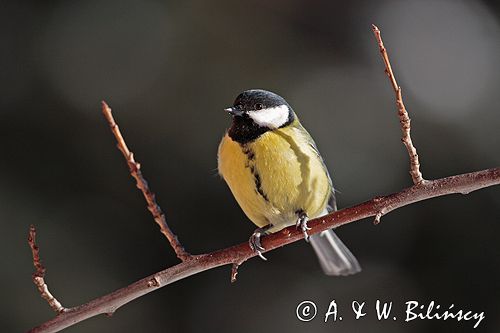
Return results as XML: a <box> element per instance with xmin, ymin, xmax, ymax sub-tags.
<box><xmin>224</xmin><ymin>107</ymin><xmax>244</xmax><ymax>117</ymax></box>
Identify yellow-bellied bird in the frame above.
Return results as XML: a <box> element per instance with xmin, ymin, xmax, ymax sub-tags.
<box><xmin>218</xmin><ymin>89</ymin><xmax>361</xmax><ymax>276</ymax></box>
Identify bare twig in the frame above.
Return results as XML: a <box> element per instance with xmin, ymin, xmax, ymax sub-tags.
<box><xmin>27</xmin><ymin>25</ymin><xmax>500</xmax><ymax>333</ymax></box>
<box><xmin>27</xmin><ymin>168</ymin><xmax>500</xmax><ymax>333</ymax></box>
<box><xmin>28</xmin><ymin>225</ymin><xmax>66</xmax><ymax>314</ymax></box>
<box><xmin>372</xmin><ymin>24</ymin><xmax>425</xmax><ymax>185</ymax></box>
<box><xmin>101</xmin><ymin>102</ymin><xmax>191</xmax><ymax>261</ymax></box>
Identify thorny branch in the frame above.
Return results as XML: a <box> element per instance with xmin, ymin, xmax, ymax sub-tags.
<box><xmin>27</xmin><ymin>26</ymin><xmax>500</xmax><ymax>333</ymax></box>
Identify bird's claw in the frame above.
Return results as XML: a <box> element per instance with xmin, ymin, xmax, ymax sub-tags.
<box><xmin>296</xmin><ymin>211</ymin><xmax>311</xmax><ymax>242</ymax></box>
<box><xmin>249</xmin><ymin>228</ymin><xmax>267</xmax><ymax>261</ymax></box>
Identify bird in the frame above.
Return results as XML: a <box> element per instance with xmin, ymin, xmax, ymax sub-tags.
<box><xmin>217</xmin><ymin>89</ymin><xmax>361</xmax><ymax>276</ymax></box>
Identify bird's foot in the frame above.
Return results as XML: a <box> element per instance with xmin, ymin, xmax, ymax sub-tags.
<box><xmin>296</xmin><ymin>210</ymin><xmax>311</xmax><ymax>242</ymax></box>
<box><xmin>249</xmin><ymin>227</ymin><xmax>270</xmax><ymax>261</ymax></box>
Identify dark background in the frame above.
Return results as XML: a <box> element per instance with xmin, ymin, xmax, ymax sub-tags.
<box><xmin>1</xmin><ymin>0</ymin><xmax>499</xmax><ymax>332</ymax></box>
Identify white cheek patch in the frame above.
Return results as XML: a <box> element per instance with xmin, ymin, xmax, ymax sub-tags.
<box><xmin>248</xmin><ymin>104</ymin><xmax>289</xmax><ymax>129</ymax></box>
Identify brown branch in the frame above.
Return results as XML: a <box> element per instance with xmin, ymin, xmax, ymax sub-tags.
<box><xmin>230</xmin><ymin>263</ymin><xmax>240</xmax><ymax>283</ymax></box>
<box><xmin>27</xmin><ymin>168</ymin><xmax>500</xmax><ymax>333</ymax></box>
<box><xmin>372</xmin><ymin>24</ymin><xmax>425</xmax><ymax>185</ymax></box>
<box><xmin>101</xmin><ymin>102</ymin><xmax>191</xmax><ymax>261</ymax></box>
<box><xmin>28</xmin><ymin>225</ymin><xmax>66</xmax><ymax>314</ymax></box>
<box><xmin>27</xmin><ymin>25</ymin><xmax>500</xmax><ymax>333</ymax></box>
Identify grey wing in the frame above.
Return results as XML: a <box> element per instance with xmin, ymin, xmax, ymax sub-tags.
<box><xmin>305</xmin><ymin>129</ymin><xmax>361</xmax><ymax>276</ymax></box>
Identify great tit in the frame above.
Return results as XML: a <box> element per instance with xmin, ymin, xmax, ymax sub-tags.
<box><xmin>218</xmin><ymin>89</ymin><xmax>361</xmax><ymax>276</ymax></box>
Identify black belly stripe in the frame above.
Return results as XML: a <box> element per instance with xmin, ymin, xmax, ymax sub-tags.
<box><xmin>242</xmin><ymin>145</ymin><xmax>255</xmax><ymax>161</ymax></box>
<box><xmin>242</xmin><ymin>144</ymin><xmax>269</xmax><ymax>202</ymax></box>
<box><xmin>253</xmin><ymin>170</ymin><xmax>269</xmax><ymax>202</ymax></box>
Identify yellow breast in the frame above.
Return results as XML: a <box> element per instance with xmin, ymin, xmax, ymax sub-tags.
<box><xmin>218</xmin><ymin>122</ymin><xmax>332</xmax><ymax>232</ymax></box>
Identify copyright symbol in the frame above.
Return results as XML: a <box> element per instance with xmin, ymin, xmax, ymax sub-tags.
<box><xmin>296</xmin><ymin>300</ymin><xmax>317</xmax><ymax>322</ymax></box>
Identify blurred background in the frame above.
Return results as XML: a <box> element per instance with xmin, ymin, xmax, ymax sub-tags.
<box><xmin>1</xmin><ymin>0</ymin><xmax>499</xmax><ymax>332</ymax></box>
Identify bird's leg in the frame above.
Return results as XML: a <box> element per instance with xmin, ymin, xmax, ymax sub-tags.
<box><xmin>296</xmin><ymin>210</ymin><xmax>311</xmax><ymax>242</ymax></box>
<box><xmin>249</xmin><ymin>224</ymin><xmax>273</xmax><ymax>261</ymax></box>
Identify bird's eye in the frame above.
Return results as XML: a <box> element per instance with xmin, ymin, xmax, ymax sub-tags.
<box><xmin>254</xmin><ymin>103</ymin><xmax>263</xmax><ymax>110</ymax></box>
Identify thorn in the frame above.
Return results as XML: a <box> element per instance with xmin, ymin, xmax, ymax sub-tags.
<box><xmin>374</xmin><ymin>212</ymin><xmax>382</xmax><ymax>225</ymax></box>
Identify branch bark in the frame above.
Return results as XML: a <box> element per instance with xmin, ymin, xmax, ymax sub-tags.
<box><xmin>27</xmin><ymin>168</ymin><xmax>500</xmax><ymax>333</ymax></box>
<box><xmin>101</xmin><ymin>102</ymin><xmax>191</xmax><ymax>262</ymax></box>
<box><xmin>28</xmin><ymin>225</ymin><xmax>66</xmax><ymax>314</ymax></box>
<box><xmin>26</xmin><ymin>25</ymin><xmax>500</xmax><ymax>333</ymax></box>
<box><xmin>372</xmin><ymin>24</ymin><xmax>425</xmax><ymax>184</ymax></box>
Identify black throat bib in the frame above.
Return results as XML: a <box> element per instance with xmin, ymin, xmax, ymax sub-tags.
<box><xmin>228</xmin><ymin>111</ymin><xmax>295</xmax><ymax>144</ymax></box>
<box><xmin>228</xmin><ymin>115</ymin><xmax>271</xmax><ymax>144</ymax></box>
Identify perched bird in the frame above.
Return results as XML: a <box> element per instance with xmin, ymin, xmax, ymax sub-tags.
<box><xmin>218</xmin><ymin>89</ymin><xmax>361</xmax><ymax>276</ymax></box>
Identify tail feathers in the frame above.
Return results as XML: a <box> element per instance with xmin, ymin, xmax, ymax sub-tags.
<box><xmin>309</xmin><ymin>229</ymin><xmax>361</xmax><ymax>276</ymax></box>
